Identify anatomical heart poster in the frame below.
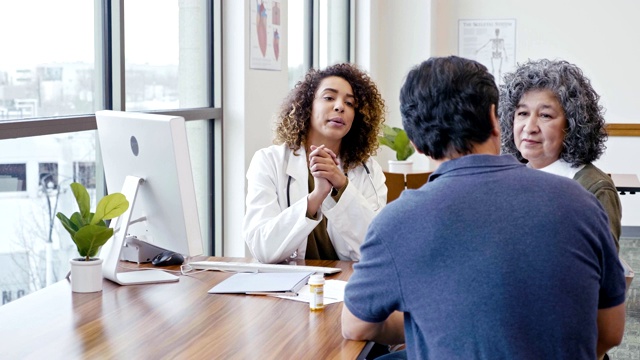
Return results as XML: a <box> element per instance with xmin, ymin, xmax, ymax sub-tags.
<box><xmin>250</xmin><ymin>0</ymin><xmax>282</xmax><ymax>71</ymax></box>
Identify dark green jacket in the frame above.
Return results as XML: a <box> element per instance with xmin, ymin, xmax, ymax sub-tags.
<box><xmin>574</xmin><ymin>164</ymin><xmax>622</xmax><ymax>252</ymax></box>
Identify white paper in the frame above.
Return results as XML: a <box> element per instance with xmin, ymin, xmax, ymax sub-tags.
<box><xmin>273</xmin><ymin>279</ymin><xmax>347</xmax><ymax>305</ymax></box>
<box><xmin>208</xmin><ymin>271</ymin><xmax>312</xmax><ymax>294</ymax></box>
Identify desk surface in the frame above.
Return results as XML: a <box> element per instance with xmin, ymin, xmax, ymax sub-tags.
<box><xmin>0</xmin><ymin>257</ymin><xmax>364</xmax><ymax>360</ymax></box>
<box><xmin>611</xmin><ymin>173</ymin><xmax>640</xmax><ymax>194</ymax></box>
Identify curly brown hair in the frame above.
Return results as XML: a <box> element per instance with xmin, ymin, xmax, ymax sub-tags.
<box><xmin>274</xmin><ymin>63</ymin><xmax>386</xmax><ymax>172</ymax></box>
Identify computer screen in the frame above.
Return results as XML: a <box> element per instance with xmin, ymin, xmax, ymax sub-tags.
<box><xmin>95</xmin><ymin>110</ymin><xmax>204</xmax><ymax>285</ymax></box>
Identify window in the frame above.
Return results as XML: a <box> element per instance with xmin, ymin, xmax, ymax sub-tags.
<box><xmin>288</xmin><ymin>0</ymin><xmax>351</xmax><ymax>89</ymax></box>
<box><xmin>38</xmin><ymin>163</ymin><xmax>58</xmax><ymax>191</ymax></box>
<box><xmin>288</xmin><ymin>0</ymin><xmax>311</xmax><ymax>89</ymax></box>
<box><xmin>125</xmin><ymin>0</ymin><xmax>209</xmax><ymax>110</ymax></box>
<box><xmin>0</xmin><ymin>0</ymin><xmax>94</xmax><ymax>119</ymax></box>
<box><xmin>317</xmin><ymin>0</ymin><xmax>350</xmax><ymax>69</ymax></box>
<box><xmin>74</xmin><ymin>162</ymin><xmax>96</xmax><ymax>189</ymax></box>
<box><xmin>0</xmin><ymin>164</ymin><xmax>26</xmax><ymax>192</ymax></box>
<box><xmin>0</xmin><ymin>0</ymin><xmax>220</xmax><ymax>306</ymax></box>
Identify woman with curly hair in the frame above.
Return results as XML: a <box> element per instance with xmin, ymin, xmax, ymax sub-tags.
<box><xmin>243</xmin><ymin>63</ymin><xmax>387</xmax><ymax>264</ymax></box>
<box><xmin>499</xmin><ymin>59</ymin><xmax>621</xmax><ymax>251</ymax></box>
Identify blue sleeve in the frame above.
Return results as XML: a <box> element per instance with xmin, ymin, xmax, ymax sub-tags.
<box><xmin>344</xmin><ymin>223</ymin><xmax>403</xmax><ymax>323</ymax></box>
<box><xmin>598</xmin><ymin>232</ymin><xmax>627</xmax><ymax>309</ymax></box>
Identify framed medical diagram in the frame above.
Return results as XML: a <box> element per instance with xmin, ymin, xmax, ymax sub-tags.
<box><xmin>251</xmin><ymin>0</ymin><xmax>282</xmax><ymax>71</ymax></box>
<box><xmin>458</xmin><ymin>19</ymin><xmax>516</xmax><ymax>85</ymax></box>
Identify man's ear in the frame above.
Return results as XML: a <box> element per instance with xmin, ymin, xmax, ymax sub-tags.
<box><xmin>410</xmin><ymin>140</ymin><xmax>423</xmax><ymax>154</ymax></box>
<box><xmin>490</xmin><ymin>104</ymin><xmax>500</xmax><ymax>137</ymax></box>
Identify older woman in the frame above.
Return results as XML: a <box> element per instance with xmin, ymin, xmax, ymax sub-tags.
<box><xmin>499</xmin><ymin>59</ymin><xmax>621</xmax><ymax>252</ymax></box>
<box><xmin>243</xmin><ymin>63</ymin><xmax>387</xmax><ymax>264</ymax></box>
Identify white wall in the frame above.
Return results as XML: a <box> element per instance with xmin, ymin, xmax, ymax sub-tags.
<box><xmin>221</xmin><ymin>0</ymin><xmax>640</xmax><ymax>257</ymax></box>
<box><xmin>429</xmin><ymin>0</ymin><xmax>640</xmax><ymax>226</ymax></box>
<box><xmin>355</xmin><ymin>0</ymin><xmax>436</xmax><ymax>172</ymax></box>
<box><xmin>222</xmin><ymin>0</ymin><xmax>290</xmax><ymax>256</ymax></box>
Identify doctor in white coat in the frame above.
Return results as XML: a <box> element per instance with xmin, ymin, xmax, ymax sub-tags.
<box><xmin>244</xmin><ymin>63</ymin><xmax>387</xmax><ymax>264</ymax></box>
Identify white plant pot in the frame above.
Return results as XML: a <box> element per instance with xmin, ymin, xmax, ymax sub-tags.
<box><xmin>69</xmin><ymin>258</ymin><xmax>104</xmax><ymax>293</ymax></box>
<box><xmin>388</xmin><ymin>160</ymin><xmax>413</xmax><ymax>174</ymax></box>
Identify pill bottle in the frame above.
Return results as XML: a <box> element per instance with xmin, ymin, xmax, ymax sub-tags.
<box><xmin>309</xmin><ymin>274</ymin><xmax>325</xmax><ymax>311</ymax></box>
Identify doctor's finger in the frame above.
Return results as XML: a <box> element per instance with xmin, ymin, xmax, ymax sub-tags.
<box><xmin>309</xmin><ymin>156</ymin><xmax>339</xmax><ymax>171</ymax></box>
<box><xmin>309</xmin><ymin>149</ymin><xmax>338</xmax><ymax>166</ymax></box>
<box><xmin>322</xmin><ymin>148</ymin><xmax>340</xmax><ymax>165</ymax></box>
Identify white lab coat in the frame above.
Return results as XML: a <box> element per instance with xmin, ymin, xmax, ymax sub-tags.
<box><xmin>243</xmin><ymin>144</ymin><xmax>387</xmax><ymax>264</ymax></box>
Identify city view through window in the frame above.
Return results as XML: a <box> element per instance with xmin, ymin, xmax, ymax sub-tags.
<box><xmin>0</xmin><ymin>0</ymin><xmax>187</xmax><ymax>305</ymax></box>
<box><xmin>1</xmin><ymin>0</ymin><xmax>313</xmax><ymax>306</ymax></box>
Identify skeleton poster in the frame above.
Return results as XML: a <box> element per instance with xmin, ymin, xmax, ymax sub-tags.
<box><xmin>458</xmin><ymin>19</ymin><xmax>516</xmax><ymax>85</ymax></box>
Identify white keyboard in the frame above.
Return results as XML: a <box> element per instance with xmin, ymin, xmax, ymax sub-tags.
<box><xmin>188</xmin><ymin>260</ymin><xmax>342</xmax><ymax>275</ymax></box>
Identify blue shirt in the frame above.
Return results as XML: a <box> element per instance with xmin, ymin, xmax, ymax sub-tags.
<box><xmin>344</xmin><ymin>154</ymin><xmax>625</xmax><ymax>359</ymax></box>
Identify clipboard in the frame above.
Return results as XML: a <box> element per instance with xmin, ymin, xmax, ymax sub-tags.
<box><xmin>208</xmin><ymin>271</ymin><xmax>313</xmax><ymax>296</ymax></box>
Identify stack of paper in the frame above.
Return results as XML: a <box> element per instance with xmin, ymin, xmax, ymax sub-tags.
<box><xmin>208</xmin><ymin>272</ymin><xmax>313</xmax><ymax>296</ymax></box>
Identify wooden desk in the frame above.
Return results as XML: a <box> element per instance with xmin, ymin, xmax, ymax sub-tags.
<box><xmin>0</xmin><ymin>257</ymin><xmax>365</xmax><ymax>359</ymax></box>
<box><xmin>611</xmin><ymin>173</ymin><xmax>640</xmax><ymax>195</ymax></box>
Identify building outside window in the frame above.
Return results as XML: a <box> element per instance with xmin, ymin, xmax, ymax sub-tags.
<box><xmin>73</xmin><ymin>161</ymin><xmax>96</xmax><ymax>189</ymax></box>
<box><xmin>0</xmin><ymin>164</ymin><xmax>27</xmax><ymax>192</ymax></box>
<box><xmin>288</xmin><ymin>0</ymin><xmax>350</xmax><ymax>89</ymax></box>
<box><xmin>0</xmin><ymin>0</ymin><xmax>216</xmax><ymax>306</ymax></box>
<box><xmin>38</xmin><ymin>162</ymin><xmax>59</xmax><ymax>191</ymax></box>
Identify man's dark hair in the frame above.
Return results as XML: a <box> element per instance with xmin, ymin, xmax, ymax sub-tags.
<box><xmin>400</xmin><ymin>56</ymin><xmax>498</xmax><ymax>160</ymax></box>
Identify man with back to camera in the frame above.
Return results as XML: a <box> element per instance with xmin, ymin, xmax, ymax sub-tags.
<box><xmin>341</xmin><ymin>56</ymin><xmax>626</xmax><ymax>359</ymax></box>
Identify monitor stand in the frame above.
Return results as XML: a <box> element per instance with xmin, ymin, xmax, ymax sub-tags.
<box><xmin>101</xmin><ymin>176</ymin><xmax>179</xmax><ymax>285</ymax></box>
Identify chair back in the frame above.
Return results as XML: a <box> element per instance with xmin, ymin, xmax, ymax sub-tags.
<box><xmin>383</xmin><ymin>171</ymin><xmax>405</xmax><ymax>203</ymax></box>
<box><xmin>406</xmin><ymin>172</ymin><xmax>431</xmax><ymax>189</ymax></box>
<box><xmin>383</xmin><ymin>171</ymin><xmax>432</xmax><ymax>203</ymax></box>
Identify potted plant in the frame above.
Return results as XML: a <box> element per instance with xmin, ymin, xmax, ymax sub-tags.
<box><xmin>56</xmin><ymin>182</ymin><xmax>129</xmax><ymax>293</ymax></box>
<box><xmin>379</xmin><ymin>124</ymin><xmax>415</xmax><ymax>173</ymax></box>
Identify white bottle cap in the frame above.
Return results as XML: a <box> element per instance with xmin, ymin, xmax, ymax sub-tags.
<box><xmin>309</xmin><ymin>274</ymin><xmax>325</xmax><ymax>285</ymax></box>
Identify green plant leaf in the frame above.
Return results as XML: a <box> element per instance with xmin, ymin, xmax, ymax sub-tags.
<box><xmin>394</xmin><ymin>130</ymin><xmax>415</xmax><ymax>160</ymax></box>
<box><xmin>91</xmin><ymin>193</ymin><xmax>129</xmax><ymax>225</ymax></box>
<box><xmin>70</xmin><ymin>212</ymin><xmax>87</xmax><ymax>229</ymax></box>
<box><xmin>378</xmin><ymin>124</ymin><xmax>415</xmax><ymax>160</ymax></box>
<box><xmin>382</xmin><ymin>124</ymin><xmax>398</xmax><ymax>136</ymax></box>
<box><xmin>56</xmin><ymin>182</ymin><xmax>129</xmax><ymax>259</ymax></box>
<box><xmin>379</xmin><ymin>125</ymin><xmax>398</xmax><ymax>150</ymax></box>
<box><xmin>378</xmin><ymin>137</ymin><xmax>394</xmax><ymax>149</ymax></box>
<box><xmin>83</xmin><ymin>212</ymin><xmax>107</xmax><ymax>227</ymax></box>
<box><xmin>74</xmin><ymin>225</ymin><xmax>114</xmax><ymax>258</ymax></box>
<box><xmin>56</xmin><ymin>212</ymin><xmax>79</xmax><ymax>239</ymax></box>
<box><xmin>70</xmin><ymin>182</ymin><xmax>91</xmax><ymax>223</ymax></box>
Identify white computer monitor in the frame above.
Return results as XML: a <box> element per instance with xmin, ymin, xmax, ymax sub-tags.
<box><xmin>95</xmin><ymin>110</ymin><xmax>204</xmax><ymax>285</ymax></box>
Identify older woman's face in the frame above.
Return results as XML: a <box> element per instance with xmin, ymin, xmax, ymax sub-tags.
<box><xmin>513</xmin><ymin>89</ymin><xmax>567</xmax><ymax>169</ymax></box>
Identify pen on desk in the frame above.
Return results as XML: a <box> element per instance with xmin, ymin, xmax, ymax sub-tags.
<box><xmin>247</xmin><ymin>291</ymin><xmax>299</xmax><ymax>296</ymax></box>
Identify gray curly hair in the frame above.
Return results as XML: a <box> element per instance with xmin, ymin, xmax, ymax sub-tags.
<box><xmin>498</xmin><ymin>59</ymin><xmax>607</xmax><ymax>166</ymax></box>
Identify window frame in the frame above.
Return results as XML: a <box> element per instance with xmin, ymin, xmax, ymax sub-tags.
<box><xmin>0</xmin><ymin>0</ymin><xmax>222</xmax><ymax>255</ymax></box>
